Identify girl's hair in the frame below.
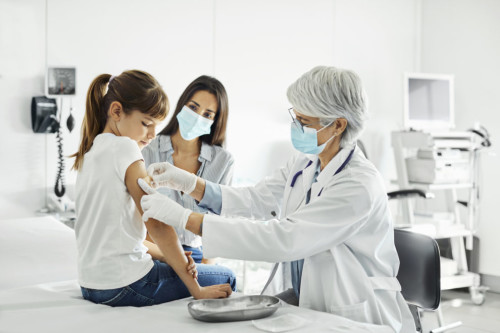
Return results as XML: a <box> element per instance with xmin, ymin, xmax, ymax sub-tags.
<box><xmin>71</xmin><ymin>70</ymin><xmax>169</xmax><ymax>170</ymax></box>
<box><xmin>159</xmin><ymin>75</ymin><xmax>228</xmax><ymax>146</ymax></box>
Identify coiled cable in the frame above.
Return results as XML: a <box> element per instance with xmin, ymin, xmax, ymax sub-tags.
<box><xmin>54</xmin><ymin>122</ymin><xmax>65</xmax><ymax>197</ymax></box>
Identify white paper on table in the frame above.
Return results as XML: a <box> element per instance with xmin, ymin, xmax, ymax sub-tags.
<box><xmin>252</xmin><ymin>313</ymin><xmax>310</xmax><ymax>332</ymax></box>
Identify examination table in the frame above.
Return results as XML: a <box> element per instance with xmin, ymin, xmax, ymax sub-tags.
<box><xmin>0</xmin><ymin>216</ymin><xmax>392</xmax><ymax>333</ymax></box>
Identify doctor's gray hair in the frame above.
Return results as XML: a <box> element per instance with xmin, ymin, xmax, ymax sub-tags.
<box><xmin>287</xmin><ymin>66</ymin><xmax>368</xmax><ymax>147</ymax></box>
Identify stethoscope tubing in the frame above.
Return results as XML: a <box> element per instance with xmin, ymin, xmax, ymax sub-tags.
<box><xmin>290</xmin><ymin>147</ymin><xmax>356</xmax><ymax>198</ymax></box>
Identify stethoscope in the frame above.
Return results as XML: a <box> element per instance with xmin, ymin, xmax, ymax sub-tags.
<box><xmin>290</xmin><ymin>146</ymin><xmax>356</xmax><ymax>198</ymax></box>
<box><xmin>260</xmin><ymin>146</ymin><xmax>356</xmax><ymax>296</ymax></box>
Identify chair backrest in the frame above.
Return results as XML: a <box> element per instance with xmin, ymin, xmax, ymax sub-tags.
<box><xmin>394</xmin><ymin>229</ymin><xmax>441</xmax><ymax>310</ymax></box>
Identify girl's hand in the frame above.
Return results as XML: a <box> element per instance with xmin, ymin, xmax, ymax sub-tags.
<box><xmin>193</xmin><ymin>284</ymin><xmax>233</xmax><ymax>299</ymax></box>
<box><xmin>185</xmin><ymin>251</ymin><xmax>198</xmax><ymax>279</ymax></box>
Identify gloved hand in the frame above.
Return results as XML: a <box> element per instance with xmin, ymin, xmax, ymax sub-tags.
<box><xmin>138</xmin><ymin>179</ymin><xmax>192</xmax><ymax>229</ymax></box>
<box><xmin>147</xmin><ymin>162</ymin><xmax>197</xmax><ymax>194</ymax></box>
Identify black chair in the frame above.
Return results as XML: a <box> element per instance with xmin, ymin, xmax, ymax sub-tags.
<box><xmin>394</xmin><ymin>228</ymin><xmax>441</xmax><ymax>332</ymax></box>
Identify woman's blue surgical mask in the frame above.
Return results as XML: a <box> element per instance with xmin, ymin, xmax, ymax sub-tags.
<box><xmin>177</xmin><ymin>105</ymin><xmax>214</xmax><ymax>140</ymax></box>
<box><xmin>290</xmin><ymin>121</ymin><xmax>336</xmax><ymax>155</ymax></box>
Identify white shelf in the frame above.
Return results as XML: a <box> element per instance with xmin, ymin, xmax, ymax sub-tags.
<box><xmin>390</xmin><ymin>180</ymin><xmax>473</xmax><ymax>190</ymax></box>
<box><xmin>441</xmin><ymin>272</ymin><xmax>480</xmax><ymax>290</ymax></box>
<box><xmin>428</xmin><ymin>131</ymin><xmax>473</xmax><ymax>138</ymax></box>
<box><xmin>432</xmin><ymin>140</ymin><xmax>474</xmax><ymax>149</ymax></box>
<box><xmin>399</xmin><ymin>224</ymin><xmax>472</xmax><ymax>239</ymax></box>
<box><xmin>408</xmin><ymin>182</ymin><xmax>473</xmax><ymax>190</ymax></box>
<box><xmin>434</xmin><ymin>226</ymin><xmax>472</xmax><ymax>239</ymax></box>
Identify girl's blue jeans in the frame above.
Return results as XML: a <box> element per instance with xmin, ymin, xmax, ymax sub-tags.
<box><xmin>81</xmin><ymin>260</ymin><xmax>236</xmax><ymax>307</ymax></box>
<box><xmin>182</xmin><ymin>245</ymin><xmax>203</xmax><ymax>263</ymax></box>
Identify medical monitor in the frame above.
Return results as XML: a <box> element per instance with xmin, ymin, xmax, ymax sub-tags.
<box><xmin>403</xmin><ymin>73</ymin><xmax>454</xmax><ymax>130</ymax></box>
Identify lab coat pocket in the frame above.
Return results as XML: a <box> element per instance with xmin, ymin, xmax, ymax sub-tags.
<box><xmin>330</xmin><ymin>300</ymin><xmax>370</xmax><ymax>323</ymax></box>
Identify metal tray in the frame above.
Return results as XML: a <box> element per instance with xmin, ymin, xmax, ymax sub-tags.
<box><xmin>187</xmin><ymin>295</ymin><xmax>281</xmax><ymax>322</ymax></box>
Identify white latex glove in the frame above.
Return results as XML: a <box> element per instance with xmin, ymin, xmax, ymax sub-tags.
<box><xmin>138</xmin><ymin>179</ymin><xmax>192</xmax><ymax>229</ymax></box>
<box><xmin>147</xmin><ymin>162</ymin><xmax>197</xmax><ymax>194</ymax></box>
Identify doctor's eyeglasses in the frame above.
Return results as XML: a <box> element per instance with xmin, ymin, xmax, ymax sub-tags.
<box><xmin>288</xmin><ymin>108</ymin><xmax>323</xmax><ymax>133</ymax></box>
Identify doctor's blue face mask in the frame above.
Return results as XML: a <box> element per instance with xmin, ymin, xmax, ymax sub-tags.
<box><xmin>176</xmin><ymin>105</ymin><xmax>214</xmax><ymax>141</ymax></box>
<box><xmin>290</xmin><ymin>120</ymin><xmax>336</xmax><ymax>155</ymax></box>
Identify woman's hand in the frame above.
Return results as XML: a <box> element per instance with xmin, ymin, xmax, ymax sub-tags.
<box><xmin>192</xmin><ymin>284</ymin><xmax>233</xmax><ymax>300</ymax></box>
<box><xmin>185</xmin><ymin>251</ymin><xmax>198</xmax><ymax>279</ymax></box>
<box><xmin>147</xmin><ymin>162</ymin><xmax>197</xmax><ymax>194</ymax></box>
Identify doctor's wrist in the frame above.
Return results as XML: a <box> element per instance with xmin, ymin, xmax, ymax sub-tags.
<box><xmin>186</xmin><ymin>212</ymin><xmax>204</xmax><ymax>236</ymax></box>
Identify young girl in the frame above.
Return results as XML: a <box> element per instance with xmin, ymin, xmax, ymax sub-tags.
<box><xmin>142</xmin><ymin>75</ymin><xmax>233</xmax><ymax>264</ymax></box>
<box><xmin>71</xmin><ymin>70</ymin><xmax>235</xmax><ymax>307</ymax></box>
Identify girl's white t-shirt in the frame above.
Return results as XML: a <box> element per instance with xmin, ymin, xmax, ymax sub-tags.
<box><xmin>75</xmin><ymin>133</ymin><xmax>153</xmax><ymax>289</ymax></box>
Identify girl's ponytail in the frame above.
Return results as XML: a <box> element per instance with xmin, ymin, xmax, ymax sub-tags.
<box><xmin>71</xmin><ymin>74</ymin><xmax>111</xmax><ymax>170</ymax></box>
<box><xmin>71</xmin><ymin>70</ymin><xmax>168</xmax><ymax>171</ymax></box>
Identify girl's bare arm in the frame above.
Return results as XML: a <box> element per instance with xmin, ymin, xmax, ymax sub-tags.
<box><xmin>125</xmin><ymin>159</ymin><xmax>231</xmax><ymax>299</ymax></box>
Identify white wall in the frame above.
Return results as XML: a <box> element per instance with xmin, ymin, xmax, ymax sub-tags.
<box><xmin>45</xmin><ymin>0</ymin><xmax>215</xmax><ymax>186</ymax></box>
<box><xmin>333</xmin><ymin>0</ymin><xmax>418</xmax><ymax>183</ymax></box>
<box><xmin>0</xmin><ymin>0</ymin><xmax>48</xmax><ymax>218</ymax></box>
<box><xmin>215</xmin><ymin>0</ymin><xmax>336</xmax><ymax>183</ymax></box>
<box><xmin>420</xmin><ymin>0</ymin><xmax>500</xmax><ymax>276</ymax></box>
<box><xmin>1</xmin><ymin>0</ymin><xmax>418</xmax><ymax>220</ymax></box>
<box><xmin>216</xmin><ymin>0</ymin><xmax>418</xmax><ymax>185</ymax></box>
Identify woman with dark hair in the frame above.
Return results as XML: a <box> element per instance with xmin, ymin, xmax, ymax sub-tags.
<box><xmin>142</xmin><ymin>75</ymin><xmax>233</xmax><ymax>264</ymax></box>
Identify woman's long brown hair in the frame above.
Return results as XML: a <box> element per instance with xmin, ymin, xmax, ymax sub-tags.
<box><xmin>71</xmin><ymin>70</ymin><xmax>168</xmax><ymax>170</ymax></box>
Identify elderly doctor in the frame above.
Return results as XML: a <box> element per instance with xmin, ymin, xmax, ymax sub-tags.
<box><xmin>139</xmin><ymin>66</ymin><xmax>415</xmax><ymax>333</ymax></box>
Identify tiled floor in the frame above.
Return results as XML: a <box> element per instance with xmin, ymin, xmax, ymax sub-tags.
<box><xmin>420</xmin><ymin>290</ymin><xmax>500</xmax><ymax>333</ymax></box>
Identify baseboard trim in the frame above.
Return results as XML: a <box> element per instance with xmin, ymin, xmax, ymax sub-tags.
<box><xmin>481</xmin><ymin>274</ymin><xmax>500</xmax><ymax>293</ymax></box>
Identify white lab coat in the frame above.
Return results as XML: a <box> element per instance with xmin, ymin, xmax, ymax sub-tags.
<box><xmin>202</xmin><ymin>144</ymin><xmax>415</xmax><ymax>333</ymax></box>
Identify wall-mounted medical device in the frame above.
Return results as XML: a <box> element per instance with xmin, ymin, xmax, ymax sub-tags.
<box><xmin>31</xmin><ymin>96</ymin><xmax>58</xmax><ymax>133</ymax></box>
<box><xmin>46</xmin><ymin>67</ymin><xmax>76</xmax><ymax>96</ymax></box>
<box><xmin>31</xmin><ymin>66</ymin><xmax>77</xmax><ymax>203</ymax></box>
<box><xmin>403</xmin><ymin>72</ymin><xmax>455</xmax><ymax>131</ymax></box>
<box><xmin>45</xmin><ymin>67</ymin><xmax>76</xmax><ymax>132</ymax></box>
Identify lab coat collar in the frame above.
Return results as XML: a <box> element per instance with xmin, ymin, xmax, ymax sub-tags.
<box><xmin>158</xmin><ymin>135</ymin><xmax>213</xmax><ymax>162</ymax></box>
<box><xmin>316</xmin><ymin>143</ymin><xmax>356</xmax><ymax>185</ymax></box>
